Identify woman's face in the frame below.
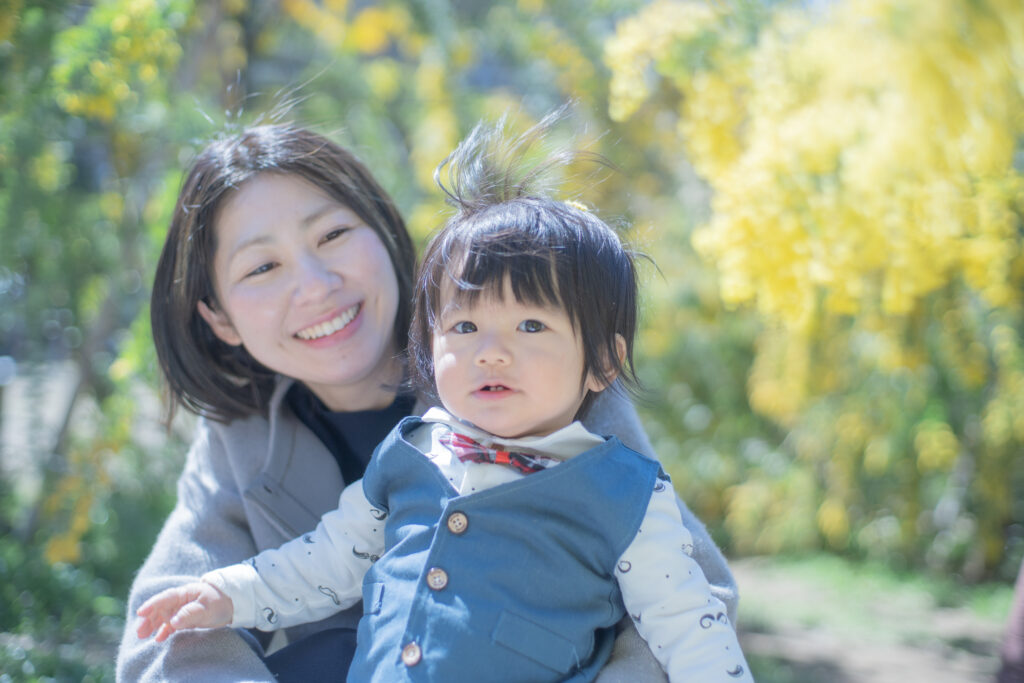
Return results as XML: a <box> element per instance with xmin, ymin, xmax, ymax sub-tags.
<box><xmin>198</xmin><ymin>172</ymin><xmax>402</xmax><ymax>411</ymax></box>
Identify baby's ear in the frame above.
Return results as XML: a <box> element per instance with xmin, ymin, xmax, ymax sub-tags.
<box><xmin>585</xmin><ymin>334</ymin><xmax>627</xmax><ymax>393</ymax></box>
<box><xmin>197</xmin><ymin>300</ymin><xmax>243</xmax><ymax>346</ymax></box>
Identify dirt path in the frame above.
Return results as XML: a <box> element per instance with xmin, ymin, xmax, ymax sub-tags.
<box><xmin>731</xmin><ymin>556</ymin><xmax>1008</xmax><ymax>682</ymax></box>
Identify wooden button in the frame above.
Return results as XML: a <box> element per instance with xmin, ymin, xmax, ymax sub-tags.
<box><xmin>401</xmin><ymin>642</ymin><xmax>421</xmax><ymax>666</ymax></box>
<box><xmin>426</xmin><ymin>567</ymin><xmax>449</xmax><ymax>590</ymax></box>
<box><xmin>447</xmin><ymin>511</ymin><xmax>468</xmax><ymax>534</ymax></box>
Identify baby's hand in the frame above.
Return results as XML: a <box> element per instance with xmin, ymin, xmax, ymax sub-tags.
<box><xmin>136</xmin><ymin>581</ymin><xmax>234</xmax><ymax>642</ymax></box>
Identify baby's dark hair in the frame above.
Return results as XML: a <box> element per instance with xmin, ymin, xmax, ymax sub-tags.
<box><xmin>409</xmin><ymin>108</ymin><xmax>642</xmax><ymax>417</ymax></box>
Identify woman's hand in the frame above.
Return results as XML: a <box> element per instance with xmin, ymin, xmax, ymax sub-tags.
<box><xmin>136</xmin><ymin>581</ymin><xmax>235</xmax><ymax>642</ymax></box>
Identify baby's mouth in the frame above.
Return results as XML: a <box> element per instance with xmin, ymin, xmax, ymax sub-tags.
<box><xmin>295</xmin><ymin>303</ymin><xmax>360</xmax><ymax>340</ymax></box>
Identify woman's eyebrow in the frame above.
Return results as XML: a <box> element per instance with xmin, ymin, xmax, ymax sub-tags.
<box><xmin>225</xmin><ymin>234</ymin><xmax>271</xmax><ymax>263</ymax></box>
<box><xmin>300</xmin><ymin>203</ymin><xmax>351</xmax><ymax>229</ymax></box>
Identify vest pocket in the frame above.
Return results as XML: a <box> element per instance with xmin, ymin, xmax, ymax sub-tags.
<box><xmin>362</xmin><ymin>581</ymin><xmax>384</xmax><ymax>615</ymax></box>
<box><xmin>491</xmin><ymin>610</ymin><xmax>578</xmax><ymax>674</ymax></box>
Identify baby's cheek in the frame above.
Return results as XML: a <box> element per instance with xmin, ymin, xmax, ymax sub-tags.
<box><xmin>432</xmin><ymin>348</ymin><xmax>460</xmax><ymax>375</ymax></box>
<box><xmin>431</xmin><ymin>352</ymin><xmax>463</xmax><ymax>401</ymax></box>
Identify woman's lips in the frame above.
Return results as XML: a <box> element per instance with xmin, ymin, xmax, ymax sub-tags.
<box><xmin>294</xmin><ymin>303</ymin><xmax>361</xmax><ymax>340</ymax></box>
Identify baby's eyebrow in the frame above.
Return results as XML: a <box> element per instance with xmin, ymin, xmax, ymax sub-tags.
<box><xmin>434</xmin><ymin>301</ymin><xmax>467</xmax><ymax>325</ymax></box>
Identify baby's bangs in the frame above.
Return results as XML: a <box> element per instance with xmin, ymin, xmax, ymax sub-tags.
<box><xmin>441</xmin><ymin>239</ymin><xmax>564</xmax><ymax>312</ymax></box>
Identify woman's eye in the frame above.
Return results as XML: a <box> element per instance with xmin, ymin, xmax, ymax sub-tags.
<box><xmin>244</xmin><ymin>262</ymin><xmax>275</xmax><ymax>278</ymax></box>
<box><xmin>320</xmin><ymin>227</ymin><xmax>349</xmax><ymax>245</ymax></box>
<box><xmin>453</xmin><ymin>321</ymin><xmax>477</xmax><ymax>334</ymax></box>
<box><xmin>519</xmin><ymin>319</ymin><xmax>546</xmax><ymax>333</ymax></box>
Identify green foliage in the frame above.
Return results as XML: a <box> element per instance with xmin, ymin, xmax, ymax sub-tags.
<box><xmin>607</xmin><ymin>0</ymin><xmax>1024</xmax><ymax>582</ymax></box>
<box><xmin>0</xmin><ymin>422</ymin><xmax>183</xmax><ymax>680</ymax></box>
<box><xmin>0</xmin><ymin>537</ymin><xmax>117</xmax><ymax>681</ymax></box>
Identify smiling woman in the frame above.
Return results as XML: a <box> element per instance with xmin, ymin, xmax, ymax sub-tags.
<box><xmin>195</xmin><ymin>174</ymin><xmax>402</xmax><ymax>412</ymax></box>
<box><xmin>148</xmin><ymin>125</ymin><xmax>416</xmax><ymax>424</ymax></box>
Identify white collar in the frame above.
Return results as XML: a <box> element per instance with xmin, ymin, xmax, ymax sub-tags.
<box><xmin>420</xmin><ymin>407</ymin><xmax>606</xmax><ymax>460</ymax></box>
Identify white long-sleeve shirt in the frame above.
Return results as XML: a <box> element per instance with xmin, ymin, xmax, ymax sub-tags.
<box><xmin>205</xmin><ymin>408</ymin><xmax>751</xmax><ymax>681</ymax></box>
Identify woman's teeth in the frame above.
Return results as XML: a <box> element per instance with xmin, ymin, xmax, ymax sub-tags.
<box><xmin>296</xmin><ymin>304</ymin><xmax>360</xmax><ymax>340</ymax></box>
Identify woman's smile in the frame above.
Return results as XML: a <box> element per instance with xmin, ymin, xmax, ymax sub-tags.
<box><xmin>294</xmin><ymin>303</ymin><xmax>362</xmax><ymax>341</ymax></box>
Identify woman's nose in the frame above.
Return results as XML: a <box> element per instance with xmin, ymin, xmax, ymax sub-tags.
<box><xmin>293</xmin><ymin>255</ymin><xmax>341</xmax><ymax>305</ymax></box>
<box><xmin>474</xmin><ymin>333</ymin><xmax>512</xmax><ymax>366</ymax></box>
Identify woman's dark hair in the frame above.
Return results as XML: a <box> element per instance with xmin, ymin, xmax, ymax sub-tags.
<box><xmin>409</xmin><ymin>108</ymin><xmax>642</xmax><ymax>417</ymax></box>
<box><xmin>151</xmin><ymin>124</ymin><xmax>416</xmax><ymax>423</ymax></box>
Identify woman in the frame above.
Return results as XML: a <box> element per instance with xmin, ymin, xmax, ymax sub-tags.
<box><xmin>116</xmin><ymin>123</ymin><xmax>739</xmax><ymax>681</ymax></box>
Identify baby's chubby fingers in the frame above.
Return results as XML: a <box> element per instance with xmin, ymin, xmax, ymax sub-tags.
<box><xmin>135</xmin><ymin>611</ymin><xmax>164</xmax><ymax>640</ymax></box>
<box><xmin>155</xmin><ymin>622</ymin><xmax>176</xmax><ymax>643</ymax></box>
<box><xmin>168</xmin><ymin>586</ymin><xmax>234</xmax><ymax>630</ymax></box>
<box><xmin>135</xmin><ymin>582</ymin><xmax>232</xmax><ymax>640</ymax></box>
<box><xmin>136</xmin><ymin>588</ymin><xmax>187</xmax><ymax>639</ymax></box>
<box><xmin>136</xmin><ymin>609</ymin><xmax>179</xmax><ymax>642</ymax></box>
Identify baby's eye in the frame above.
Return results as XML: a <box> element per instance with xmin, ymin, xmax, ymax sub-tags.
<box><xmin>452</xmin><ymin>321</ymin><xmax>477</xmax><ymax>334</ymax></box>
<box><xmin>518</xmin><ymin>319</ymin><xmax>546</xmax><ymax>333</ymax></box>
<box><xmin>319</xmin><ymin>227</ymin><xmax>350</xmax><ymax>245</ymax></box>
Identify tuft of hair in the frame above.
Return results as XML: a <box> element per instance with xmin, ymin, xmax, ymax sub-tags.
<box><xmin>433</xmin><ymin>104</ymin><xmax>590</xmax><ymax>215</ymax></box>
<box><xmin>411</xmin><ymin>106</ymin><xmax>643</xmax><ymax>417</ymax></box>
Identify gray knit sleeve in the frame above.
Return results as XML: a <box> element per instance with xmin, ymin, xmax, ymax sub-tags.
<box><xmin>117</xmin><ymin>419</ymin><xmax>277</xmax><ymax>682</ymax></box>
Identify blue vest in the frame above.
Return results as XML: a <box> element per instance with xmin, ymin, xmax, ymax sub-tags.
<box><xmin>348</xmin><ymin>416</ymin><xmax>662</xmax><ymax>682</ymax></box>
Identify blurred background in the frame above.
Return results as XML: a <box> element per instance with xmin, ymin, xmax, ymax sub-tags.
<box><xmin>1</xmin><ymin>0</ymin><xmax>1022</xmax><ymax>680</ymax></box>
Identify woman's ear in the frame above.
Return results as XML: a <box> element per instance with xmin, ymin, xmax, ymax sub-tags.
<box><xmin>585</xmin><ymin>334</ymin><xmax>627</xmax><ymax>393</ymax></box>
<box><xmin>197</xmin><ymin>300</ymin><xmax>243</xmax><ymax>346</ymax></box>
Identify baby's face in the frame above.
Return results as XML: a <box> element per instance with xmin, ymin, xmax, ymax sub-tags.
<box><xmin>431</xmin><ymin>282</ymin><xmax>604</xmax><ymax>439</ymax></box>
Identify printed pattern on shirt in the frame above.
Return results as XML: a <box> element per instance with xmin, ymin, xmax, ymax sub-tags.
<box><xmin>615</xmin><ymin>475</ymin><xmax>751</xmax><ymax>680</ymax></box>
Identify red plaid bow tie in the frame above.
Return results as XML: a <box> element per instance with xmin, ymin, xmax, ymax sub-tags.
<box><xmin>439</xmin><ymin>432</ymin><xmax>562</xmax><ymax>475</ymax></box>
